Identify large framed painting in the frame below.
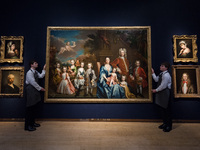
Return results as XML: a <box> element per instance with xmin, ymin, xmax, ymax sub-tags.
<box><xmin>172</xmin><ymin>65</ymin><xmax>200</xmax><ymax>98</ymax></box>
<box><xmin>0</xmin><ymin>36</ymin><xmax>24</xmax><ymax>63</ymax></box>
<box><xmin>173</xmin><ymin>35</ymin><xmax>198</xmax><ymax>62</ymax></box>
<box><xmin>45</xmin><ymin>26</ymin><xmax>152</xmax><ymax>103</ymax></box>
<box><xmin>0</xmin><ymin>66</ymin><xmax>24</xmax><ymax>97</ymax></box>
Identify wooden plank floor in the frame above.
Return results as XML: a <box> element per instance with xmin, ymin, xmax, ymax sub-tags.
<box><xmin>0</xmin><ymin>121</ymin><xmax>200</xmax><ymax>150</ymax></box>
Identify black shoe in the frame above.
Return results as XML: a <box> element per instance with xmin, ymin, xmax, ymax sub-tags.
<box><xmin>33</xmin><ymin>123</ymin><xmax>41</xmax><ymax>127</ymax></box>
<box><xmin>163</xmin><ymin>126</ymin><xmax>172</xmax><ymax>132</ymax></box>
<box><xmin>25</xmin><ymin>126</ymin><xmax>36</xmax><ymax>131</ymax></box>
<box><xmin>158</xmin><ymin>124</ymin><xmax>166</xmax><ymax>129</ymax></box>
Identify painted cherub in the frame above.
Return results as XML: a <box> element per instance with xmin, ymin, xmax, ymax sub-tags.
<box><xmin>59</xmin><ymin>41</ymin><xmax>76</xmax><ymax>55</ymax></box>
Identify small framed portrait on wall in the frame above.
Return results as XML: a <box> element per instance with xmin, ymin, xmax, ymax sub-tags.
<box><xmin>172</xmin><ymin>65</ymin><xmax>200</xmax><ymax>98</ymax></box>
<box><xmin>0</xmin><ymin>36</ymin><xmax>24</xmax><ymax>63</ymax></box>
<box><xmin>173</xmin><ymin>35</ymin><xmax>198</xmax><ymax>62</ymax></box>
<box><xmin>0</xmin><ymin>66</ymin><xmax>24</xmax><ymax>97</ymax></box>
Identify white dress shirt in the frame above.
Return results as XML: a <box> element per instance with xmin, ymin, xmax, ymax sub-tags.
<box><xmin>152</xmin><ymin>70</ymin><xmax>171</xmax><ymax>92</ymax></box>
<box><xmin>26</xmin><ymin>68</ymin><xmax>45</xmax><ymax>91</ymax></box>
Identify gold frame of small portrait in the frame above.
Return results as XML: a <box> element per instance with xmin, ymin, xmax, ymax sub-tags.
<box><xmin>173</xmin><ymin>35</ymin><xmax>198</xmax><ymax>62</ymax></box>
<box><xmin>0</xmin><ymin>66</ymin><xmax>24</xmax><ymax>97</ymax></box>
<box><xmin>172</xmin><ymin>65</ymin><xmax>200</xmax><ymax>98</ymax></box>
<box><xmin>0</xmin><ymin>36</ymin><xmax>24</xmax><ymax>63</ymax></box>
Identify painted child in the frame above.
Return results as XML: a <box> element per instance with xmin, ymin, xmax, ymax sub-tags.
<box><xmin>57</xmin><ymin>67</ymin><xmax>75</xmax><ymax>95</ymax></box>
<box><xmin>85</xmin><ymin>63</ymin><xmax>97</xmax><ymax>96</ymax></box>
<box><xmin>106</xmin><ymin>68</ymin><xmax>119</xmax><ymax>86</ymax></box>
<box><xmin>133</xmin><ymin>60</ymin><xmax>147</xmax><ymax>98</ymax></box>
<box><xmin>53</xmin><ymin>63</ymin><xmax>62</xmax><ymax>87</ymax></box>
<box><xmin>68</xmin><ymin>59</ymin><xmax>77</xmax><ymax>83</ymax></box>
<box><xmin>74</xmin><ymin>62</ymin><xmax>85</xmax><ymax>96</ymax></box>
<box><xmin>120</xmin><ymin>75</ymin><xmax>135</xmax><ymax>98</ymax></box>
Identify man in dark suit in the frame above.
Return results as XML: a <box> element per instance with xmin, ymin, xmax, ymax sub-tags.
<box><xmin>24</xmin><ymin>60</ymin><xmax>46</xmax><ymax>131</ymax></box>
<box><xmin>152</xmin><ymin>62</ymin><xmax>172</xmax><ymax>132</ymax></box>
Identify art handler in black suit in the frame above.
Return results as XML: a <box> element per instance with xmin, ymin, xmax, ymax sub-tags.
<box><xmin>152</xmin><ymin>62</ymin><xmax>172</xmax><ymax>132</ymax></box>
<box><xmin>24</xmin><ymin>60</ymin><xmax>46</xmax><ymax>131</ymax></box>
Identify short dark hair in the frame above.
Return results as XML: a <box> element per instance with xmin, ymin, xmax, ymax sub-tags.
<box><xmin>29</xmin><ymin>60</ymin><xmax>37</xmax><ymax>67</ymax></box>
<box><xmin>161</xmin><ymin>62</ymin><xmax>170</xmax><ymax>70</ymax></box>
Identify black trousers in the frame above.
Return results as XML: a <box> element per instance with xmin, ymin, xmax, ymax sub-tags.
<box><xmin>159</xmin><ymin>103</ymin><xmax>172</xmax><ymax>127</ymax></box>
<box><xmin>25</xmin><ymin>103</ymin><xmax>39</xmax><ymax>128</ymax></box>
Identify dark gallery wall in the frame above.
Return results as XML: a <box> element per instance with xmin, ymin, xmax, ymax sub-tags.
<box><xmin>0</xmin><ymin>0</ymin><xmax>200</xmax><ymax>120</ymax></box>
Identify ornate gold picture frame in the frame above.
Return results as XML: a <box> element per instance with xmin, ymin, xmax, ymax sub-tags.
<box><xmin>172</xmin><ymin>65</ymin><xmax>200</xmax><ymax>98</ymax></box>
<box><xmin>173</xmin><ymin>35</ymin><xmax>198</xmax><ymax>62</ymax></box>
<box><xmin>0</xmin><ymin>36</ymin><xmax>24</xmax><ymax>63</ymax></box>
<box><xmin>45</xmin><ymin>26</ymin><xmax>152</xmax><ymax>103</ymax></box>
<box><xmin>0</xmin><ymin>66</ymin><xmax>24</xmax><ymax>97</ymax></box>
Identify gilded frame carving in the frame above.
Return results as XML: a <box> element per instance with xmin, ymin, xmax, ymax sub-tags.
<box><xmin>172</xmin><ymin>65</ymin><xmax>200</xmax><ymax>98</ymax></box>
<box><xmin>0</xmin><ymin>36</ymin><xmax>24</xmax><ymax>63</ymax></box>
<box><xmin>173</xmin><ymin>35</ymin><xmax>198</xmax><ymax>62</ymax></box>
<box><xmin>0</xmin><ymin>66</ymin><xmax>24</xmax><ymax>97</ymax></box>
<box><xmin>45</xmin><ymin>26</ymin><xmax>152</xmax><ymax>103</ymax></box>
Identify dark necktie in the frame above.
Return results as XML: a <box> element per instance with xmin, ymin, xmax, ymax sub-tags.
<box><xmin>157</xmin><ymin>73</ymin><xmax>163</xmax><ymax>87</ymax></box>
<box><xmin>34</xmin><ymin>71</ymin><xmax>39</xmax><ymax>83</ymax></box>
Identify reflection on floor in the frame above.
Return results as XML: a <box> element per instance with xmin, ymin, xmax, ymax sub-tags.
<box><xmin>0</xmin><ymin>121</ymin><xmax>200</xmax><ymax>150</ymax></box>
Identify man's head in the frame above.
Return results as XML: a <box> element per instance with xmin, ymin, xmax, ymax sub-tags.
<box><xmin>7</xmin><ymin>74</ymin><xmax>15</xmax><ymax>84</ymax></box>
<box><xmin>160</xmin><ymin>62</ymin><xmax>170</xmax><ymax>71</ymax></box>
<box><xmin>135</xmin><ymin>60</ymin><xmax>141</xmax><ymax>67</ymax></box>
<box><xmin>29</xmin><ymin>60</ymin><xmax>38</xmax><ymax>69</ymax></box>
<box><xmin>119</xmin><ymin>48</ymin><xmax>126</xmax><ymax>57</ymax></box>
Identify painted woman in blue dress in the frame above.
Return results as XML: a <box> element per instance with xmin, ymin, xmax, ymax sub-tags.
<box><xmin>97</xmin><ymin>57</ymin><xmax>126</xmax><ymax>98</ymax></box>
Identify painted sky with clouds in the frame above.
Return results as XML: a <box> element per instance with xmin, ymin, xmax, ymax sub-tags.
<box><xmin>50</xmin><ymin>30</ymin><xmax>96</xmax><ymax>63</ymax></box>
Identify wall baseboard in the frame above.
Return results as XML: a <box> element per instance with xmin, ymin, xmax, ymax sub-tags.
<box><xmin>0</xmin><ymin>118</ymin><xmax>200</xmax><ymax>123</ymax></box>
